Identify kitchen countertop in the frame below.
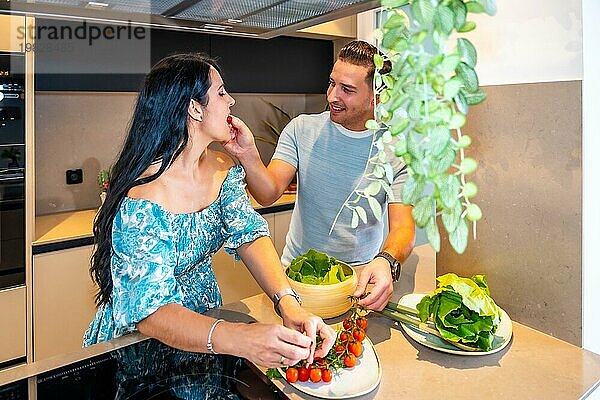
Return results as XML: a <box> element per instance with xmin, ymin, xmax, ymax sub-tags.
<box><xmin>2</xmin><ymin>245</ymin><xmax>600</xmax><ymax>398</ymax></box>
<box><xmin>33</xmin><ymin>193</ymin><xmax>296</xmax><ymax>247</ymax></box>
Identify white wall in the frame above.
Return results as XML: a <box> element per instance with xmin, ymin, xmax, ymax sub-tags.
<box><xmin>358</xmin><ymin>0</ymin><xmax>582</xmax><ymax>85</ymax></box>
<box><xmin>582</xmin><ymin>0</ymin><xmax>600</xmax><ymax>356</ymax></box>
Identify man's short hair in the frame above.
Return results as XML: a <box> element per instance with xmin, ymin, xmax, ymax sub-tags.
<box><xmin>337</xmin><ymin>40</ymin><xmax>392</xmax><ymax>83</ymax></box>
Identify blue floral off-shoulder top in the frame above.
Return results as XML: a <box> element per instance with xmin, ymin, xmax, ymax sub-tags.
<box><xmin>83</xmin><ymin>165</ymin><xmax>269</xmax><ymax>347</ymax></box>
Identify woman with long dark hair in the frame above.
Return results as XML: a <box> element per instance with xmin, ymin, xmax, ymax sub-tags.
<box><xmin>83</xmin><ymin>53</ymin><xmax>335</xmax><ymax>368</ymax></box>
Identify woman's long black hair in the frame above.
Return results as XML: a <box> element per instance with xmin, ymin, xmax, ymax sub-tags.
<box><xmin>91</xmin><ymin>53</ymin><xmax>220</xmax><ymax>306</ymax></box>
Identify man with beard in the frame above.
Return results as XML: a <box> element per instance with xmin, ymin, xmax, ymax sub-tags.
<box><xmin>224</xmin><ymin>41</ymin><xmax>415</xmax><ymax>311</ymax></box>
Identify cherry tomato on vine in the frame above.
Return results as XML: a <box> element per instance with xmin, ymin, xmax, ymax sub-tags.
<box><xmin>286</xmin><ymin>368</ymin><xmax>298</xmax><ymax>383</ymax></box>
<box><xmin>335</xmin><ymin>344</ymin><xmax>346</xmax><ymax>355</ymax></box>
<box><xmin>356</xmin><ymin>317</ymin><xmax>368</xmax><ymax>330</ymax></box>
<box><xmin>309</xmin><ymin>367</ymin><xmax>322</xmax><ymax>383</ymax></box>
<box><xmin>322</xmin><ymin>368</ymin><xmax>333</xmax><ymax>383</ymax></box>
<box><xmin>344</xmin><ymin>354</ymin><xmax>357</xmax><ymax>368</ymax></box>
<box><xmin>297</xmin><ymin>366</ymin><xmax>309</xmax><ymax>382</ymax></box>
<box><xmin>353</xmin><ymin>328</ymin><xmax>366</xmax><ymax>342</ymax></box>
<box><xmin>343</xmin><ymin>318</ymin><xmax>354</xmax><ymax>330</ymax></box>
<box><xmin>349</xmin><ymin>341</ymin><xmax>363</xmax><ymax>357</ymax></box>
<box><xmin>340</xmin><ymin>332</ymin><xmax>350</xmax><ymax>343</ymax></box>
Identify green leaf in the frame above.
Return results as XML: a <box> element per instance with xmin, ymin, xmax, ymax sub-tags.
<box><xmin>430</xmin><ymin>145</ymin><xmax>456</xmax><ymax>175</ymax></box>
<box><xmin>481</xmin><ymin>0</ymin><xmax>497</xmax><ymax>15</ymax></box>
<box><xmin>416</xmin><ymin>295</ymin><xmax>434</xmax><ymax>322</ymax></box>
<box><xmin>466</xmin><ymin>1</ymin><xmax>485</xmax><ymax>13</ymax></box>
<box><xmin>412</xmin><ymin>195</ymin><xmax>434</xmax><ymax>227</ymax></box>
<box><xmin>365</xmin><ymin>119</ymin><xmax>380</xmax><ymax>130</ymax></box>
<box><xmin>368</xmin><ymin>195</ymin><xmax>383</xmax><ymax>220</ymax></box>
<box><xmin>407</xmin><ymin>131</ymin><xmax>424</xmax><ymax>160</ymax></box>
<box><xmin>382</xmin><ymin>27</ymin><xmax>409</xmax><ymax>50</ymax></box>
<box><xmin>373</xmin><ymin>164</ymin><xmax>385</xmax><ymax>179</ymax></box>
<box><xmin>381</xmin><ymin>179</ymin><xmax>395</xmax><ymax>201</ymax></box>
<box><xmin>355</xmin><ymin>205</ymin><xmax>368</xmax><ymax>224</ymax></box>
<box><xmin>374</xmin><ymin>54</ymin><xmax>384</xmax><ymax>70</ymax></box>
<box><xmin>380</xmin><ymin>89</ymin><xmax>391</xmax><ymax>104</ymax></box>
<box><xmin>391</xmin><ymin>119</ymin><xmax>410</xmax><ymax>136</ymax></box>
<box><xmin>456</xmin><ymin>62</ymin><xmax>479</xmax><ymax>93</ymax></box>
<box><xmin>457</xmin><ymin>38</ymin><xmax>477</xmax><ymax>68</ymax></box>
<box><xmin>408</xmin><ymin>100</ymin><xmax>422</xmax><ymax>120</ymax></box>
<box><xmin>450</xmin><ymin>0</ymin><xmax>467</xmax><ymax>30</ymax></box>
<box><xmin>443</xmin><ymin>77</ymin><xmax>463</xmax><ymax>101</ymax></box>
<box><xmin>401</xmin><ymin>174</ymin><xmax>425</xmax><ymax>205</ymax></box>
<box><xmin>460</xmin><ymin>157</ymin><xmax>478</xmax><ymax>174</ymax></box>
<box><xmin>435</xmin><ymin>5</ymin><xmax>455</xmax><ymax>35</ymax></box>
<box><xmin>267</xmin><ymin>368</ymin><xmax>282</xmax><ymax>380</ymax></box>
<box><xmin>442</xmin><ymin>202</ymin><xmax>462</xmax><ymax>232</ymax></box>
<box><xmin>441</xmin><ymin>174</ymin><xmax>460</xmax><ymax>208</ymax></box>
<box><xmin>439</xmin><ymin>54</ymin><xmax>461</xmax><ymax>75</ymax></box>
<box><xmin>449</xmin><ymin>112</ymin><xmax>466</xmax><ymax>129</ymax></box>
<box><xmin>458</xmin><ymin>21</ymin><xmax>476</xmax><ymax>33</ymax></box>
<box><xmin>425</xmin><ymin>216</ymin><xmax>441</xmax><ymax>251</ymax></box>
<box><xmin>454</xmin><ymin>91</ymin><xmax>468</xmax><ymax>114</ymax></box>
<box><xmin>462</xmin><ymin>88</ymin><xmax>487</xmax><ymax>105</ymax></box>
<box><xmin>384</xmin><ymin>162</ymin><xmax>395</xmax><ymax>184</ymax></box>
<box><xmin>365</xmin><ymin>180</ymin><xmax>382</xmax><ymax>196</ymax></box>
<box><xmin>384</xmin><ymin>13</ymin><xmax>409</xmax><ymax>29</ymax></box>
<box><xmin>382</xmin><ymin>74</ymin><xmax>395</xmax><ymax>89</ymax></box>
<box><xmin>410</xmin><ymin>30</ymin><xmax>429</xmax><ymax>45</ymax></box>
<box><xmin>429</xmin><ymin>126</ymin><xmax>451</xmax><ymax>156</ymax></box>
<box><xmin>436</xmin><ymin>273</ymin><xmax>500</xmax><ymax>323</ymax></box>
<box><xmin>449</xmin><ymin>218</ymin><xmax>469</xmax><ymax>253</ymax></box>
<box><xmin>382</xmin><ymin>0</ymin><xmax>410</xmax><ymax>7</ymax></box>
<box><xmin>351</xmin><ymin>209</ymin><xmax>359</xmax><ymax>228</ymax></box>
<box><xmin>411</xmin><ymin>0</ymin><xmax>435</xmax><ymax>25</ymax></box>
<box><xmin>395</xmin><ymin>135</ymin><xmax>408</xmax><ymax>156</ymax></box>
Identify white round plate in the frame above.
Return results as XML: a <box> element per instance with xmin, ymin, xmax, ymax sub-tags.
<box><xmin>278</xmin><ymin>336</ymin><xmax>381</xmax><ymax>399</ymax></box>
<box><xmin>397</xmin><ymin>293</ymin><xmax>513</xmax><ymax>356</ymax></box>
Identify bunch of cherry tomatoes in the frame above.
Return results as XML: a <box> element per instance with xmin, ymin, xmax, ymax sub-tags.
<box><xmin>284</xmin><ymin>299</ymin><xmax>368</xmax><ymax>384</ymax></box>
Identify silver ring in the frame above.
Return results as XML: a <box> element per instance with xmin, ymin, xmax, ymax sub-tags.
<box><xmin>280</xmin><ymin>356</ymin><xmax>286</xmax><ymax>365</ymax></box>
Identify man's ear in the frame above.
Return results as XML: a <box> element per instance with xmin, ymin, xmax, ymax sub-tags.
<box><xmin>188</xmin><ymin>99</ymin><xmax>203</xmax><ymax>121</ymax></box>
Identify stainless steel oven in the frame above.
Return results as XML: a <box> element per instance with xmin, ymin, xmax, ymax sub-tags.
<box><xmin>0</xmin><ymin>52</ymin><xmax>25</xmax><ymax>290</ymax></box>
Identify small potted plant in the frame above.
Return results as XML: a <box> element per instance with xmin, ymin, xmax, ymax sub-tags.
<box><xmin>97</xmin><ymin>168</ymin><xmax>110</xmax><ymax>206</ymax></box>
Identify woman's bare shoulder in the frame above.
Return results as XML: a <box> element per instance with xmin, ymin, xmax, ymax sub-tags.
<box><xmin>209</xmin><ymin>149</ymin><xmax>236</xmax><ymax>172</ymax></box>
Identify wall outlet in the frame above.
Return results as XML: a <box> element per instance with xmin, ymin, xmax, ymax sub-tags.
<box><xmin>66</xmin><ymin>169</ymin><xmax>83</xmax><ymax>185</ymax></box>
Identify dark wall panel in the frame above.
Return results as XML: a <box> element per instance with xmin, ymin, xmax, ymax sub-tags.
<box><xmin>211</xmin><ymin>35</ymin><xmax>332</xmax><ymax>93</ymax></box>
<box><xmin>35</xmin><ymin>18</ymin><xmax>331</xmax><ymax>93</ymax></box>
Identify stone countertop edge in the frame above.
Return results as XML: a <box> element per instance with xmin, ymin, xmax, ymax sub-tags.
<box><xmin>32</xmin><ymin>193</ymin><xmax>296</xmax><ymax>248</ymax></box>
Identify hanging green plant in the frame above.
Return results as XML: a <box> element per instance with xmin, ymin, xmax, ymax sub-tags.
<box><xmin>346</xmin><ymin>0</ymin><xmax>495</xmax><ymax>254</ymax></box>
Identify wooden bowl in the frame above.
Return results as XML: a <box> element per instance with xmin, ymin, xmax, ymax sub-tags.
<box><xmin>286</xmin><ymin>262</ymin><xmax>358</xmax><ymax>319</ymax></box>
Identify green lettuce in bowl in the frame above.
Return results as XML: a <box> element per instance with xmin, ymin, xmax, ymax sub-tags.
<box><xmin>286</xmin><ymin>249</ymin><xmax>351</xmax><ymax>285</ymax></box>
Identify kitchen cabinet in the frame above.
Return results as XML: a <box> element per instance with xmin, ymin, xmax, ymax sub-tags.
<box><xmin>0</xmin><ymin>286</ymin><xmax>26</xmax><ymax>365</ymax></box>
<box><xmin>210</xmin><ymin>35</ymin><xmax>332</xmax><ymax>93</ymax></box>
<box><xmin>33</xmin><ymin>245</ymin><xmax>97</xmax><ymax>361</ymax></box>
<box><xmin>0</xmin><ymin>15</ymin><xmax>25</xmax><ymax>53</ymax></box>
<box><xmin>35</xmin><ymin>17</ymin><xmax>332</xmax><ymax>93</ymax></box>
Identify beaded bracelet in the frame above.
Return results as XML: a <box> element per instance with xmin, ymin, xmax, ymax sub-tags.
<box><xmin>207</xmin><ymin>319</ymin><xmax>225</xmax><ymax>354</ymax></box>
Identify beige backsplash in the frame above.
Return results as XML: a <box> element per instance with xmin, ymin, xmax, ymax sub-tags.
<box><xmin>35</xmin><ymin>91</ymin><xmax>326</xmax><ymax>215</ymax></box>
<box><xmin>437</xmin><ymin>80</ymin><xmax>582</xmax><ymax>346</ymax></box>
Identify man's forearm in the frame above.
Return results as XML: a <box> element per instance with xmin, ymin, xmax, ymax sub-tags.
<box><xmin>237</xmin><ymin>150</ymin><xmax>282</xmax><ymax>206</ymax></box>
<box><xmin>381</xmin><ymin>226</ymin><xmax>415</xmax><ymax>263</ymax></box>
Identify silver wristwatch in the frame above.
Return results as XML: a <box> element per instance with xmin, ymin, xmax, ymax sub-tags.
<box><xmin>272</xmin><ymin>288</ymin><xmax>302</xmax><ymax>316</ymax></box>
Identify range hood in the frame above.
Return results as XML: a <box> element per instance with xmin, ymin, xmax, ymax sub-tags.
<box><xmin>2</xmin><ymin>0</ymin><xmax>380</xmax><ymax>38</ymax></box>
